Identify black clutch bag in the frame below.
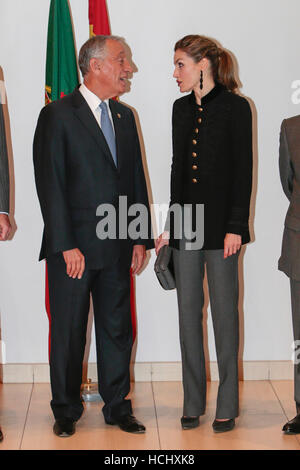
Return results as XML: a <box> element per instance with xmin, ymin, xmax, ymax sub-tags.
<box><xmin>154</xmin><ymin>245</ymin><xmax>176</xmax><ymax>290</ymax></box>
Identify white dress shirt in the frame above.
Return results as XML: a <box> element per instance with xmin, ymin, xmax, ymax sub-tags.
<box><xmin>79</xmin><ymin>83</ymin><xmax>115</xmax><ymax>134</ymax></box>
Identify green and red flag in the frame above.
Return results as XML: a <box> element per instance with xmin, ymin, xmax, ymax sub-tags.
<box><xmin>89</xmin><ymin>0</ymin><xmax>111</xmax><ymax>37</ymax></box>
<box><xmin>45</xmin><ymin>0</ymin><xmax>79</xmax><ymax>104</ymax></box>
<box><xmin>44</xmin><ymin>0</ymin><xmax>79</xmax><ymax>356</ymax></box>
<box><xmin>88</xmin><ymin>0</ymin><xmax>137</xmax><ymax>343</ymax></box>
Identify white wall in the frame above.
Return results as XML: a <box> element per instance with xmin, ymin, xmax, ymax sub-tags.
<box><xmin>0</xmin><ymin>0</ymin><xmax>299</xmax><ymax>364</ymax></box>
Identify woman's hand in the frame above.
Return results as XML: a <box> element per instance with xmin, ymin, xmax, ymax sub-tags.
<box><xmin>224</xmin><ymin>233</ymin><xmax>241</xmax><ymax>259</ymax></box>
<box><xmin>0</xmin><ymin>214</ymin><xmax>11</xmax><ymax>241</ymax></box>
<box><xmin>155</xmin><ymin>231</ymin><xmax>170</xmax><ymax>255</ymax></box>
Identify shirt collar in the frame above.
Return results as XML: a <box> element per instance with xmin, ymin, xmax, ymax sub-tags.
<box><xmin>79</xmin><ymin>83</ymin><xmax>110</xmax><ymax>112</ymax></box>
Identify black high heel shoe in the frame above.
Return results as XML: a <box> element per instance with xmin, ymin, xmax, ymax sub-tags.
<box><xmin>212</xmin><ymin>418</ymin><xmax>235</xmax><ymax>433</ymax></box>
<box><xmin>181</xmin><ymin>416</ymin><xmax>200</xmax><ymax>430</ymax></box>
<box><xmin>282</xmin><ymin>414</ymin><xmax>300</xmax><ymax>434</ymax></box>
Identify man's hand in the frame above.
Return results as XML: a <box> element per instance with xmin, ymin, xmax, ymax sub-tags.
<box><xmin>63</xmin><ymin>248</ymin><xmax>85</xmax><ymax>279</ymax></box>
<box><xmin>0</xmin><ymin>214</ymin><xmax>11</xmax><ymax>241</ymax></box>
<box><xmin>224</xmin><ymin>233</ymin><xmax>241</xmax><ymax>259</ymax></box>
<box><xmin>131</xmin><ymin>245</ymin><xmax>146</xmax><ymax>275</ymax></box>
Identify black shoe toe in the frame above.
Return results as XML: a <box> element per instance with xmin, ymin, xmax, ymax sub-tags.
<box><xmin>53</xmin><ymin>418</ymin><xmax>76</xmax><ymax>437</ymax></box>
<box><xmin>282</xmin><ymin>414</ymin><xmax>300</xmax><ymax>434</ymax></box>
<box><xmin>106</xmin><ymin>414</ymin><xmax>146</xmax><ymax>434</ymax></box>
<box><xmin>181</xmin><ymin>416</ymin><xmax>200</xmax><ymax>430</ymax></box>
<box><xmin>212</xmin><ymin>418</ymin><xmax>235</xmax><ymax>433</ymax></box>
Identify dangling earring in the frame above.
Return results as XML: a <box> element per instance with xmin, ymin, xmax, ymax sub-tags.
<box><xmin>200</xmin><ymin>70</ymin><xmax>203</xmax><ymax>90</ymax></box>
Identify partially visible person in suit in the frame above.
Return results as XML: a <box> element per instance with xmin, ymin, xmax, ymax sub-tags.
<box><xmin>0</xmin><ymin>97</ymin><xmax>12</xmax><ymax>442</ymax></box>
<box><xmin>33</xmin><ymin>35</ymin><xmax>153</xmax><ymax>437</ymax></box>
<box><xmin>278</xmin><ymin>115</ymin><xmax>300</xmax><ymax>434</ymax></box>
<box><xmin>156</xmin><ymin>35</ymin><xmax>253</xmax><ymax>433</ymax></box>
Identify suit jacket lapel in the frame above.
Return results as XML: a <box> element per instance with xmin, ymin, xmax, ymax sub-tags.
<box><xmin>71</xmin><ymin>89</ymin><xmax>118</xmax><ymax>172</ymax></box>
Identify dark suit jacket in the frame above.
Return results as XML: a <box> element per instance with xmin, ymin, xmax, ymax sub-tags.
<box><xmin>168</xmin><ymin>83</ymin><xmax>253</xmax><ymax>250</ymax></box>
<box><xmin>0</xmin><ymin>103</ymin><xmax>9</xmax><ymax>213</ymax></box>
<box><xmin>33</xmin><ymin>88</ymin><xmax>153</xmax><ymax>269</ymax></box>
<box><xmin>278</xmin><ymin>115</ymin><xmax>300</xmax><ymax>280</ymax></box>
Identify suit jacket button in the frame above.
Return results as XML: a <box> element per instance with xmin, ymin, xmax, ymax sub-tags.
<box><xmin>192</xmin><ymin>139</ymin><xmax>197</xmax><ymax>145</ymax></box>
<box><xmin>192</xmin><ymin>178</ymin><xmax>197</xmax><ymax>183</ymax></box>
<box><xmin>192</xmin><ymin>152</ymin><xmax>197</xmax><ymax>157</ymax></box>
<box><xmin>197</xmin><ymin>118</ymin><xmax>202</xmax><ymax>123</ymax></box>
<box><xmin>192</xmin><ymin>165</ymin><xmax>198</xmax><ymax>170</ymax></box>
<box><xmin>195</xmin><ymin>128</ymin><xmax>199</xmax><ymax>134</ymax></box>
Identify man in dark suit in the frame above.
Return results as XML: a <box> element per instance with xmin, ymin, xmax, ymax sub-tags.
<box><xmin>0</xmin><ymin>98</ymin><xmax>11</xmax><ymax>442</ymax></box>
<box><xmin>33</xmin><ymin>35</ymin><xmax>153</xmax><ymax>437</ymax></box>
<box><xmin>278</xmin><ymin>115</ymin><xmax>300</xmax><ymax>434</ymax></box>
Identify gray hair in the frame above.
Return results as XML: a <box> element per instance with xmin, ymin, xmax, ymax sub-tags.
<box><xmin>79</xmin><ymin>35</ymin><xmax>124</xmax><ymax>77</ymax></box>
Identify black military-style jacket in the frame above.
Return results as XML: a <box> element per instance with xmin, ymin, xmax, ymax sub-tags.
<box><xmin>168</xmin><ymin>82</ymin><xmax>253</xmax><ymax>250</ymax></box>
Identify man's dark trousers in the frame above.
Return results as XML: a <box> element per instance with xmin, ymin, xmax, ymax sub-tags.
<box><xmin>47</xmin><ymin>253</ymin><xmax>133</xmax><ymax>423</ymax></box>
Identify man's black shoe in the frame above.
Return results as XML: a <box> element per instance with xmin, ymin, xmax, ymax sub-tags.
<box><xmin>53</xmin><ymin>418</ymin><xmax>76</xmax><ymax>437</ymax></box>
<box><xmin>105</xmin><ymin>414</ymin><xmax>146</xmax><ymax>434</ymax></box>
<box><xmin>212</xmin><ymin>418</ymin><xmax>235</xmax><ymax>433</ymax></box>
<box><xmin>282</xmin><ymin>414</ymin><xmax>300</xmax><ymax>434</ymax></box>
<box><xmin>0</xmin><ymin>426</ymin><xmax>3</xmax><ymax>442</ymax></box>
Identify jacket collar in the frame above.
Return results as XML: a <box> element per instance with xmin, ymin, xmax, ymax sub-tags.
<box><xmin>190</xmin><ymin>82</ymin><xmax>225</xmax><ymax>106</ymax></box>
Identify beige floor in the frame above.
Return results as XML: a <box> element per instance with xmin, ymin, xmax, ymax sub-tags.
<box><xmin>0</xmin><ymin>380</ymin><xmax>300</xmax><ymax>450</ymax></box>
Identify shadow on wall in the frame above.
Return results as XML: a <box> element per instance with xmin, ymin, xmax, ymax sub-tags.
<box><xmin>0</xmin><ymin>67</ymin><xmax>17</xmax><ymax>384</ymax></box>
<box><xmin>212</xmin><ymin>37</ymin><xmax>258</xmax><ymax>380</ymax></box>
<box><xmin>81</xmin><ymin>42</ymin><xmax>154</xmax><ymax>382</ymax></box>
<box><xmin>120</xmin><ymin>41</ymin><xmax>154</xmax><ymax>373</ymax></box>
<box><xmin>0</xmin><ymin>313</ymin><xmax>3</xmax><ymax>382</ymax></box>
<box><xmin>0</xmin><ymin>66</ymin><xmax>17</xmax><ymax>240</ymax></box>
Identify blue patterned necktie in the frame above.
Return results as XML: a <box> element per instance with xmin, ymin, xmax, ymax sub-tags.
<box><xmin>99</xmin><ymin>101</ymin><xmax>117</xmax><ymax>166</ymax></box>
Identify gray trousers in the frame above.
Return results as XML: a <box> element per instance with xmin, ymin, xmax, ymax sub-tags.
<box><xmin>173</xmin><ymin>248</ymin><xmax>239</xmax><ymax>419</ymax></box>
<box><xmin>289</xmin><ymin>279</ymin><xmax>300</xmax><ymax>410</ymax></box>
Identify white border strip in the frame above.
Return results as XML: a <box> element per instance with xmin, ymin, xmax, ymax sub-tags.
<box><xmin>0</xmin><ymin>361</ymin><xmax>294</xmax><ymax>383</ymax></box>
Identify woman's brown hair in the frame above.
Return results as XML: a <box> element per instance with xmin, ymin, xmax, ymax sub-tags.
<box><xmin>174</xmin><ymin>35</ymin><xmax>238</xmax><ymax>92</ymax></box>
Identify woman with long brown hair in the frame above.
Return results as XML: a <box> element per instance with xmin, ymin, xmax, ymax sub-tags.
<box><xmin>156</xmin><ymin>35</ymin><xmax>253</xmax><ymax>433</ymax></box>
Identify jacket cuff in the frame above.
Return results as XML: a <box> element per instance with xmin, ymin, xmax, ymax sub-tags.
<box><xmin>226</xmin><ymin>223</ymin><xmax>247</xmax><ymax>236</ymax></box>
<box><xmin>133</xmin><ymin>239</ymin><xmax>155</xmax><ymax>250</ymax></box>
